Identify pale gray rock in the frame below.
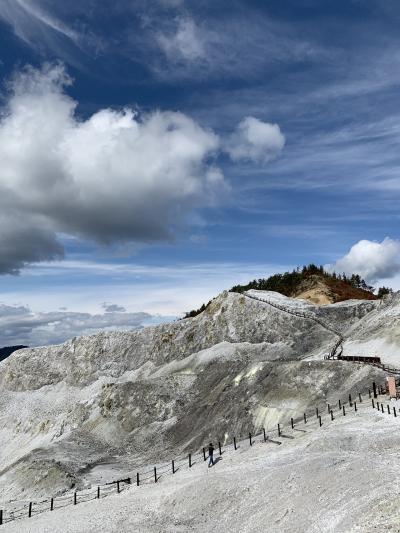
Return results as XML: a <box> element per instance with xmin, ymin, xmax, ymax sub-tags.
<box><xmin>0</xmin><ymin>290</ymin><xmax>393</xmax><ymax>502</ymax></box>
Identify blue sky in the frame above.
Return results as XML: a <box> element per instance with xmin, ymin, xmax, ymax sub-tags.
<box><xmin>0</xmin><ymin>0</ymin><xmax>400</xmax><ymax>345</ymax></box>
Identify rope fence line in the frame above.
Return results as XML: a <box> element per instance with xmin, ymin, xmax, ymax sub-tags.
<box><xmin>0</xmin><ymin>379</ymin><xmax>391</xmax><ymax>527</ymax></box>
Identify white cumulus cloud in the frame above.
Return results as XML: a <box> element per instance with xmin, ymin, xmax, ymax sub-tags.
<box><xmin>328</xmin><ymin>238</ymin><xmax>400</xmax><ymax>283</ymax></box>
<box><xmin>226</xmin><ymin>116</ymin><xmax>285</xmax><ymax>164</ymax></box>
<box><xmin>0</xmin><ymin>64</ymin><xmax>226</xmax><ymax>273</ymax></box>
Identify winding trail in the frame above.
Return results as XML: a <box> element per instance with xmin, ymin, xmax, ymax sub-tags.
<box><xmin>242</xmin><ymin>291</ymin><xmax>400</xmax><ymax>376</ymax></box>
<box><xmin>242</xmin><ymin>291</ymin><xmax>344</xmax><ymax>359</ymax></box>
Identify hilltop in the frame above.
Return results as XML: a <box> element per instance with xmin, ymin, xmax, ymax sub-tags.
<box><xmin>184</xmin><ymin>265</ymin><xmax>384</xmax><ymax>319</ymax></box>
<box><xmin>231</xmin><ymin>265</ymin><xmax>381</xmax><ymax>305</ymax></box>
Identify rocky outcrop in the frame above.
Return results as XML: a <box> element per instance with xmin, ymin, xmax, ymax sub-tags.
<box><xmin>0</xmin><ymin>290</ymin><xmax>393</xmax><ymax>501</ymax></box>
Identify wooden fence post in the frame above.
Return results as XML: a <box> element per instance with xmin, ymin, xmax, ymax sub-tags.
<box><xmin>74</xmin><ymin>492</ymin><xmax>77</xmax><ymax>505</ymax></box>
<box><xmin>234</xmin><ymin>437</ymin><xmax>237</xmax><ymax>450</ymax></box>
<box><xmin>381</xmin><ymin>404</ymin><xmax>384</xmax><ymax>413</ymax></box>
<box><xmin>189</xmin><ymin>453</ymin><xmax>192</xmax><ymax>468</ymax></box>
<box><xmin>117</xmin><ymin>481</ymin><xmax>120</xmax><ymax>494</ymax></box>
<box><xmin>316</xmin><ymin>407</ymin><xmax>319</xmax><ymax>417</ymax></box>
<box><xmin>339</xmin><ymin>399</ymin><xmax>341</xmax><ymax>409</ymax></box>
<box><xmin>319</xmin><ymin>415</ymin><xmax>322</xmax><ymax>427</ymax></box>
<box><xmin>394</xmin><ymin>407</ymin><xmax>397</xmax><ymax>418</ymax></box>
<box><xmin>327</xmin><ymin>403</ymin><xmax>330</xmax><ymax>413</ymax></box>
<box><xmin>354</xmin><ymin>401</ymin><xmax>357</xmax><ymax>412</ymax></box>
<box><xmin>172</xmin><ymin>460</ymin><xmax>175</xmax><ymax>474</ymax></box>
<box><xmin>330</xmin><ymin>410</ymin><xmax>334</xmax><ymax>421</ymax></box>
<box><xmin>0</xmin><ymin>510</ymin><xmax>2</xmax><ymax>525</ymax></box>
<box><xmin>291</xmin><ymin>418</ymin><xmax>294</xmax><ymax>429</ymax></box>
<box><xmin>368</xmin><ymin>389</ymin><xmax>371</xmax><ymax>399</ymax></box>
<box><xmin>278</xmin><ymin>423</ymin><xmax>281</xmax><ymax>437</ymax></box>
<box><xmin>249</xmin><ymin>432</ymin><xmax>252</xmax><ymax>446</ymax></box>
<box><xmin>349</xmin><ymin>394</ymin><xmax>352</xmax><ymax>406</ymax></box>
<box><xmin>263</xmin><ymin>428</ymin><xmax>267</xmax><ymax>442</ymax></box>
<box><xmin>373</xmin><ymin>382</ymin><xmax>377</xmax><ymax>399</ymax></box>
<box><xmin>387</xmin><ymin>405</ymin><xmax>391</xmax><ymax>414</ymax></box>
<box><xmin>97</xmin><ymin>486</ymin><xmax>100</xmax><ymax>499</ymax></box>
<box><xmin>372</xmin><ymin>399</ymin><xmax>375</xmax><ymax>408</ymax></box>
<box><xmin>304</xmin><ymin>413</ymin><xmax>307</xmax><ymax>424</ymax></box>
<box><xmin>51</xmin><ymin>497</ymin><xmax>54</xmax><ymax>511</ymax></box>
<box><xmin>154</xmin><ymin>467</ymin><xmax>157</xmax><ymax>483</ymax></box>
<box><xmin>359</xmin><ymin>392</ymin><xmax>362</xmax><ymax>403</ymax></box>
<box><xmin>29</xmin><ymin>502</ymin><xmax>32</xmax><ymax>517</ymax></box>
<box><xmin>343</xmin><ymin>406</ymin><xmax>346</xmax><ymax>416</ymax></box>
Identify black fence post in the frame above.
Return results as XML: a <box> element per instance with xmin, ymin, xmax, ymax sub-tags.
<box><xmin>278</xmin><ymin>423</ymin><xmax>281</xmax><ymax>437</ymax></box>
<box><xmin>376</xmin><ymin>401</ymin><xmax>380</xmax><ymax>410</ymax></box>
<box><xmin>127</xmin><ymin>477</ymin><xmax>131</xmax><ymax>485</ymax></box>
<box><xmin>234</xmin><ymin>437</ymin><xmax>237</xmax><ymax>450</ymax></box>
<box><xmin>394</xmin><ymin>407</ymin><xmax>397</xmax><ymax>418</ymax></box>
<box><xmin>154</xmin><ymin>467</ymin><xmax>157</xmax><ymax>483</ymax></box>
<box><xmin>373</xmin><ymin>381</ymin><xmax>377</xmax><ymax>399</ymax></box>
<box><xmin>203</xmin><ymin>447</ymin><xmax>206</xmax><ymax>461</ymax></box>
<box><xmin>368</xmin><ymin>389</ymin><xmax>371</xmax><ymax>399</ymax></box>
<box><xmin>381</xmin><ymin>404</ymin><xmax>384</xmax><ymax>413</ymax></box>
<box><xmin>189</xmin><ymin>454</ymin><xmax>192</xmax><ymax>468</ymax></box>
<box><xmin>218</xmin><ymin>442</ymin><xmax>222</xmax><ymax>455</ymax></box>
<box><xmin>343</xmin><ymin>406</ymin><xmax>346</xmax><ymax>416</ymax></box>
<box><xmin>354</xmin><ymin>401</ymin><xmax>357</xmax><ymax>412</ymax></box>
<box><xmin>263</xmin><ymin>428</ymin><xmax>267</xmax><ymax>442</ymax></box>
<box><xmin>327</xmin><ymin>403</ymin><xmax>330</xmax><ymax>413</ymax></box>
<box><xmin>359</xmin><ymin>392</ymin><xmax>362</xmax><ymax>403</ymax></box>
<box><xmin>74</xmin><ymin>492</ymin><xmax>77</xmax><ymax>505</ymax></box>
<box><xmin>304</xmin><ymin>413</ymin><xmax>307</xmax><ymax>424</ymax></box>
<box><xmin>349</xmin><ymin>394</ymin><xmax>352</xmax><ymax>406</ymax></box>
<box><xmin>387</xmin><ymin>405</ymin><xmax>391</xmax><ymax>414</ymax></box>
<box><xmin>249</xmin><ymin>432</ymin><xmax>252</xmax><ymax>446</ymax></box>
<box><xmin>339</xmin><ymin>399</ymin><xmax>341</xmax><ymax>409</ymax></box>
<box><xmin>316</xmin><ymin>407</ymin><xmax>319</xmax><ymax>417</ymax></box>
<box><xmin>51</xmin><ymin>498</ymin><xmax>54</xmax><ymax>511</ymax></box>
<box><xmin>172</xmin><ymin>460</ymin><xmax>175</xmax><ymax>474</ymax></box>
<box><xmin>0</xmin><ymin>510</ymin><xmax>2</xmax><ymax>525</ymax></box>
<box><xmin>136</xmin><ymin>473</ymin><xmax>140</xmax><ymax>486</ymax></box>
<box><xmin>372</xmin><ymin>399</ymin><xmax>375</xmax><ymax>408</ymax></box>
<box><xmin>330</xmin><ymin>410</ymin><xmax>334</xmax><ymax>421</ymax></box>
<box><xmin>117</xmin><ymin>481</ymin><xmax>120</xmax><ymax>494</ymax></box>
<box><xmin>319</xmin><ymin>415</ymin><xmax>322</xmax><ymax>427</ymax></box>
<box><xmin>291</xmin><ymin>418</ymin><xmax>294</xmax><ymax>429</ymax></box>
<box><xmin>97</xmin><ymin>486</ymin><xmax>100</xmax><ymax>499</ymax></box>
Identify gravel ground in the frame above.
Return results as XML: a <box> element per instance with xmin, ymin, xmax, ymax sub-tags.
<box><xmin>3</xmin><ymin>394</ymin><xmax>400</xmax><ymax>533</ymax></box>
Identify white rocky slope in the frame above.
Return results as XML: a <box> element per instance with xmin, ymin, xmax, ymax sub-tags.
<box><xmin>3</xmin><ymin>395</ymin><xmax>400</xmax><ymax>533</ymax></box>
<box><xmin>0</xmin><ymin>290</ymin><xmax>396</xmax><ymax>504</ymax></box>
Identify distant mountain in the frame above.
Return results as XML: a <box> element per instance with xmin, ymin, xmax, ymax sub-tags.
<box><xmin>0</xmin><ymin>345</ymin><xmax>28</xmax><ymax>362</ymax></box>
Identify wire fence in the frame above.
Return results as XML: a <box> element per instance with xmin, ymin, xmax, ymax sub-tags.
<box><xmin>0</xmin><ymin>379</ymin><xmax>392</xmax><ymax>527</ymax></box>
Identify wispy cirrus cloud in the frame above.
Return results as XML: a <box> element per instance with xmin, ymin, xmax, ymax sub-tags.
<box><xmin>0</xmin><ymin>0</ymin><xmax>79</xmax><ymax>44</ymax></box>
